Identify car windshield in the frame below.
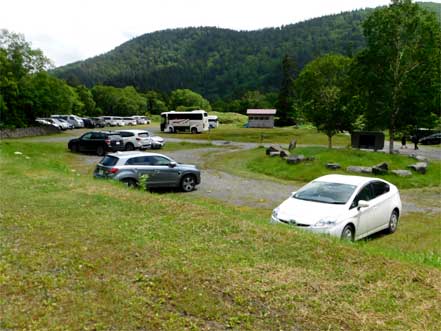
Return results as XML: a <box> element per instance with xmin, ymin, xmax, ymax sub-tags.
<box><xmin>293</xmin><ymin>181</ymin><xmax>357</xmax><ymax>204</ymax></box>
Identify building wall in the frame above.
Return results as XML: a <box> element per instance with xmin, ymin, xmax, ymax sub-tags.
<box><xmin>248</xmin><ymin>115</ymin><xmax>274</xmax><ymax>128</ymax></box>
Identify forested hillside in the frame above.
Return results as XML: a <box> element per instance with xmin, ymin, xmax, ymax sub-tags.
<box><xmin>53</xmin><ymin>10</ymin><xmax>370</xmax><ymax>100</ymax></box>
<box><xmin>52</xmin><ymin>2</ymin><xmax>440</xmax><ymax>101</ymax></box>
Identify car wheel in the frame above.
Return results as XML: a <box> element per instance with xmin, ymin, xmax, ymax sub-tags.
<box><xmin>191</xmin><ymin>127</ymin><xmax>198</xmax><ymax>134</ymax></box>
<box><xmin>181</xmin><ymin>175</ymin><xmax>196</xmax><ymax>192</ymax></box>
<box><xmin>71</xmin><ymin>143</ymin><xmax>79</xmax><ymax>153</ymax></box>
<box><xmin>125</xmin><ymin>143</ymin><xmax>134</xmax><ymax>151</ymax></box>
<box><xmin>387</xmin><ymin>210</ymin><xmax>399</xmax><ymax>234</ymax></box>
<box><xmin>169</xmin><ymin>127</ymin><xmax>175</xmax><ymax>133</ymax></box>
<box><xmin>341</xmin><ymin>224</ymin><xmax>355</xmax><ymax>241</ymax></box>
<box><xmin>121</xmin><ymin>178</ymin><xmax>137</xmax><ymax>188</ymax></box>
<box><xmin>96</xmin><ymin>145</ymin><xmax>105</xmax><ymax>156</ymax></box>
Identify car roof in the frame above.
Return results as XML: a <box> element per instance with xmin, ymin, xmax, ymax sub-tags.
<box><xmin>107</xmin><ymin>151</ymin><xmax>168</xmax><ymax>158</ymax></box>
<box><xmin>116</xmin><ymin>129</ymin><xmax>149</xmax><ymax>134</ymax></box>
<box><xmin>313</xmin><ymin>174</ymin><xmax>384</xmax><ymax>186</ymax></box>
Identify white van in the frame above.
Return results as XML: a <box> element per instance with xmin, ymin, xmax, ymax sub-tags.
<box><xmin>208</xmin><ymin>115</ymin><xmax>219</xmax><ymax>129</ymax></box>
<box><xmin>51</xmin><ymin>114</ymin><xmax>84</xmax><ymax>128</ymax></box>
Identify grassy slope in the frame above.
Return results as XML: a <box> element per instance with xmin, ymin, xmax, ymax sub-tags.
<box><xmin>1</xmin><ymin>141</ymin><xmax>440</xmax><ymax>330</ymax></box>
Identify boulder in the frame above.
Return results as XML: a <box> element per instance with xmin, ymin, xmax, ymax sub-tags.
<box><xmin>372</xmin><ymin>162</ymin><xmax>388</xmax><ymax>175</ymax></box>
<box><xmin>409</xmin><ymin>154</ymin><xmax>429</xmax><ymax>163</ymax></box>
<box><xmin>288</xmin><ymin>139</ymin><xmax>297</xmax><ymax>151</ymax></box>
<box><xmin>280</xmin><ymin>150</ymin><xmax>290</xmax><ymax>158</ymax></box>
<box><xmin>266</xmin><ymin>145</ymin><xmax>283</xmax><ymax>155</ymax></box>
<box><xmin>392</xmin><ymin>169</ymin><xmax>412</xmax><ymax>177</ymax></box>
<box><xmin>347</xmin><ymin>166</ymin><xmax>373</xmax><ymax>174</ymax></box>
<box><xmin>408</xmin><ymin>162</ymin><xmax>428</xmax><ymax>174</ymax></box>
<box><xmin>326</xmin><ymin>163</ymin><xmax>341</xmax><ymax>170</ymax></box>
<box><xmin>287</xmin><ymin>154</ymin><xmax>305</xmax><ymax>164</ymax></box>
<box><xmin>374</xmin><ymin>162</ymin><xmax>389</xmax><ymax>170</ymax></box>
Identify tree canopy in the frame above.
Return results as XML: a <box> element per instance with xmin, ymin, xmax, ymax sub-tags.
<box><xmin>352</xmin><ymin>0</ymin><xmax>441</xmax><ymax>152</ymax></box>
<box><xmin>296</xmin><ymin>54</ymin><xmax>355</xmax><ymax>148</ymax></box>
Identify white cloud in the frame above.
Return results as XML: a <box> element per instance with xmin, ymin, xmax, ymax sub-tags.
<box><xmin>2</xmin><ymin>0</ymin><xmax>434</xmax><ymax>66</ymax></box>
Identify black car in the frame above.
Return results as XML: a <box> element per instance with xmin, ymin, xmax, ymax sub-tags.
<box><xmin>420</xmin><ymin>133</ymin><xmax>441</xmax><ymax>145</ymax></box>
<box><xmin>68</xmin><ymin>131</ymin><xmax>125</xmax><ymax>156</ymax></box>
<box><xmin>82</xmin><ymin>118</ymin><xmax>96</xmax><ymax>128</ymax></box>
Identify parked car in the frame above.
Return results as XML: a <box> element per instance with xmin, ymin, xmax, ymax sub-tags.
<box><xmin>47</xmin><ymin>118</ymin><xmax>71</xmax><ymax>130</ymax></box>
<box><xmin>51</xmin><ymin>114</ymin><xmax>84</xmax><ymax>128</ymax></box>
<box><xmin>68</xmin><ymin>131</ymin><xmax>125</xmax><ymax>156</ymax></box>
<box><xmin>113</xmin><ymin>117</ymin><xmax>126</xmax><ymax>126</ymax></box>
<box><xmin>91</xmin><ymin>117</ymin><xmax>106</xmax><ymax>128</ymax></box>
<box><xmin>82</xmin><ymin>118</ymin><xmax>97</xmax><ymax>128</ymax></box>
<box><xmin>101</xmin><ymin>116</ymin><xmax>118</xmax><ymax>126</ymax></box>
<box><xmin>35</xmin><ymin>118</ymin><xmax>55</xmax><ymax>127</ymax></box>
<box><xmin>56</xmin><ymin>118</ymin><xmax>74</xmax><ymax>129</ymax></box>
<box><xmin>123</xmin><ymin>117</ymin><xmax>137</xmax><ymax>126</ymax></box>
<box><xmin>116</xmin><ymin>129</ymin><xmax>165</xmax><ymax>150</ymax></box>
<box><xmin>420</xmin><ymin>133</ymin><xmax>441</xmax><ymax>145</ymax></box>
<box><xmin>271</xmin><ymin>175</ymin><xmax>402</xmax><ymax>241</ymax></box>
<box><xmin>93</xmin><ymin>152</ymin><xmax>200</xmax><ymax>191</ymax></box>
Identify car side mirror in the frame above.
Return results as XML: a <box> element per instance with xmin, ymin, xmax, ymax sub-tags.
<box><xmin>168</xmin><ymin>162</ymin><xmax>177</xmax><ymax>168</ymax></box>
<box><xmin>357</xmin><ymin>200</ymin><xmax>369</xmax><ymax>209</ymax></box>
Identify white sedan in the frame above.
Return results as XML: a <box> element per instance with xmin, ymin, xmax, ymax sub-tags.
<box><xmin>271</xmin><ymin>175</ymin><xmax>402</xmax><ymax>241</ymax></box>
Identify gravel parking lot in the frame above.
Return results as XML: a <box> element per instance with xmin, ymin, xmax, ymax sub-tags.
<box><xmin>28</xmin><ymin>131</ymin><xmax>440</xmax><ymax>213</ymax></box>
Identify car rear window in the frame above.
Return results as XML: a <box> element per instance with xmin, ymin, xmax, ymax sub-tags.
<box><xmin>106</xmin><ymin>134</ymin><xmax>122</xmax><ymax>140</ymax></box>
<box><xmin>100</xmin><ymin>155</ymin><xmax>119</xmax><ymax>166</ymax></box>
<box><xmin>138</xmin><ymin>132</ymin><xmax>150</xmax><ymax>138</ymax></box>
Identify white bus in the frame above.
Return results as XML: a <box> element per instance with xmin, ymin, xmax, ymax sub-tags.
<box><xmin>160</xmin><ymin>110</ymin><xmax>209</xmax><ymax>133</ymax></box>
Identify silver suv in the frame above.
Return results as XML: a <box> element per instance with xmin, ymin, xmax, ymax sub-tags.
<box><xmin>93</xmin><ymin>152</ymin><xmax>200</xmax><ymax>192</ymax></box>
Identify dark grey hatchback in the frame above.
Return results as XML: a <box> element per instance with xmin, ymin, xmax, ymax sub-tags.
<box><xmin>94</xmin><ymin>151</ymin><xmax>201</xmax><ymax>192</ymax></box>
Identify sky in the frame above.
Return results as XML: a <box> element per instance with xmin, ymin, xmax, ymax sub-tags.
<box><xmin>1</xmin><ymin>0</ymin><xmax>435</xmax><ymax>67</ymax></box>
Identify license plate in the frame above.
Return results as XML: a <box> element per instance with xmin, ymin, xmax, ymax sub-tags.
<box><xmin>98</xmin><ymin>169</ymin><xmax>104</xmax><ymax>175</ymax></box>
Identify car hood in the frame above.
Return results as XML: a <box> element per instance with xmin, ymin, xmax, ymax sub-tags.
<box><xmin>276</xmin><ymin>197</ymin><xmax>347</xmax><ymax>225</ymax></box>
<box><xmin>177</xmin><ymin>163</ymin><xmax>198</xmax><ymax>171</ymax></box>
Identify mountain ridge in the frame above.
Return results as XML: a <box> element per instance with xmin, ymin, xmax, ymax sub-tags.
<box><xmin>53</xmin><ymin>2</ymin><xmax>440</xmax><ymax>100</ymax></box>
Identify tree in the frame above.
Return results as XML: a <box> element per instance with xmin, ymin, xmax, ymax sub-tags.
<box><xmin>169</xmin><ymin>89</ymin><xmax>211</xmax><ymax>111</ymax></box>
<box><xmin>145</xmin><ymin>91</ymin><xmax>168</xmax><ymax>115</ymax></box>
<box><xmin>276</xmin><ymin>55</ymin><xmax>297</xmax><ymax>126</ymax></box>
<box><xmin>19</xmin><ymin>72</ymin><xmax>78</xmax><ymax>122</ymax></box>
<box><xmin>296</xmin><ymin>54</ymin><xmax>355</xmax><ymax>148</ymax></box>
<box><xmin>353</xmin><ymin>0</ymin><xmax>441</xmax><ymax>153</ymax></box>
<box><xmin>0</xmin><ymin>29</ymin><xmax>52</xmax><ymax>127</ymax></box>
<box><xmin>75</xmin><ymin>85</ymin><xmax>97</xmax><ymax>116</ymax></box>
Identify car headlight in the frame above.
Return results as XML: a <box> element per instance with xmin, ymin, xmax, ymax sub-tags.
<box><xmin>272</xmin><ymin>207</ymin><xmax>280</xmax><ymax>219</ymax></box>
<box><xmin>313</xmin><ymin>218</ymin><xmax>337</xmax><ymax>228</ymax></box>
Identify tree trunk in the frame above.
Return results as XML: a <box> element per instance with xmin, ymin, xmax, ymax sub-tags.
<box><xmin>389</xmin><ymin>127</ymin><xmax>395</xmax><ymax>154</ymax></box>
<box><xmin>327</xmin><ymin>134</ymin><xmax>332</xmax><ymax>149</ymax></box>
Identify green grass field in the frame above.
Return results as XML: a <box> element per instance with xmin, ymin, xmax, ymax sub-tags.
<box><xmin>1</xmin><ymin>141</ymin><xmax>440</xmax><ymax>330</ymax></box>
<box><xmin>161</xmin><ymin>125</ymin><xmax>352</xmax><ymax>146</ymax></box>
<box><xmin>205</xmin><ymin>146</ymin><xmax>441</xmax><ymax>189</ymax></box>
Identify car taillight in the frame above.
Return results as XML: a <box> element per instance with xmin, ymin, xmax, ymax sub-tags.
<box><xmin>105</xmin><ymin>139</ymin><xmax>111</xmax><ymax>145</ymax></box>
<box><xmin>108</xmin><ymin>168</ymin><xmax>119</xmax><ymax>174</ymax></box>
